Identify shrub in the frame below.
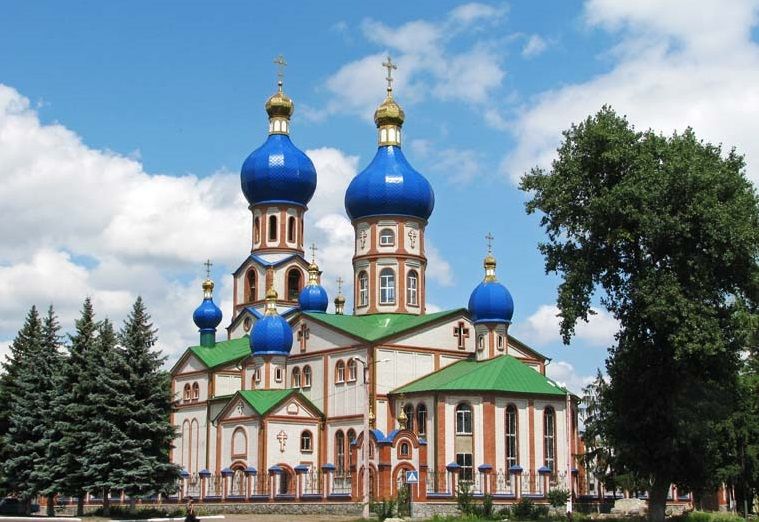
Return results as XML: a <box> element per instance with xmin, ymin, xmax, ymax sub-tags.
<box><xmin>89</xmin><ymin>506</ymin><xmax>187</xmax><ymax>519</ymax></box>
<box><xmin>370</xmin><ymin>498</ymin><xmax>396</xmax><ymax>521</ymax></box>
<box><xmin>512</xmin><ymin>498</ymin><xmax>538</xmax><ymax>519</ymax></box>
<box><xmin>547</xmin><ymin>488</ymin><xmax>570</xmax><ymax>508</ymax></box>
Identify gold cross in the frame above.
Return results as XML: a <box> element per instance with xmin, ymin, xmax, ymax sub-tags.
<box><xmin>309</xmin><ymin>243</ymin><xmax>318</xmax><ymax>264</ymax></box>
<box><xmin>273</xmin><ymin>54</ymin><xmax>287</xmax><ymax>91</ymax></box>
<box><xmin>203</xmin><ymin>259</ymin><xmax>213</xmax><ymax>278</ymax></box>
<box><xmin>336</xmin><ymin>276</ymin><xmax>344</xmax><ymax>294</ymax></box>
<box><xmin>485</xmin><ymin>232</ymin><xmax>494</xmax><ymax>254</ymax></box>
<box><xmin>382</xmin><ymin>55</ymin><xmax>397</xmax><ymax>94</ymax></box>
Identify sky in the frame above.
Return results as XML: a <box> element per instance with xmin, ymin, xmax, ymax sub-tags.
<box><xmin>1</xmin><ymin>0</ymin><xmax>758</xmax><ymax>394</ymax></box>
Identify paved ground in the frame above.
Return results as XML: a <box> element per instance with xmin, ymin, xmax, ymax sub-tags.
<box><xmin>220</xmin><ymin>516</ymin><xmax>361</xmax><ymax>522</ymax></box>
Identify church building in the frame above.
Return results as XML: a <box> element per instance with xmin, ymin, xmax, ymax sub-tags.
<box><xmin>169</xmin><ymin>57</ymin><xmax>582</xmax><ymax>506</ymax></box>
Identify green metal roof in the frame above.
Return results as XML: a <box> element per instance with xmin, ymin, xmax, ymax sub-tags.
<box><xmin>305</xmin><ymin>309</ymin><xmax>465</xmax><ymax>342</ymax></box>
<box><xmin>391</xmin><ymin>355</ymin><xmax>567</xmax><ymax>396</ymax></box>
<box><xmin>239</xmin><ymin>389</ymin><xmax>297</xmax><ymax>415</ymax></box>
<box><xmin>188</xmin><ymin>336</ymin><xmax>249</xmax><ymax>370</ymax></box>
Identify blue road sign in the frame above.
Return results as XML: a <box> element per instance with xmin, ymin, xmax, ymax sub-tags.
<box><xmin>405</xmin><ymin>470</ymin><xmax>419</xmax><ymax>483</ymax></box>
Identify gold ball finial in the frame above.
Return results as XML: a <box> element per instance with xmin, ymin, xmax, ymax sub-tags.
<box><xmin>266</xmin><ymin>286</ymin><xmax>278</xmax><ymax>300</ymax></box>
<box><xmin>202</xmin><ymin>278</ymin><xmax>214</xmax><ymax>294</ymax></box>
<box><xmin>266</xmin><ymin>55</ymin><xmax>294</xmax><ymax>121</ymax></box>
<box><xmin>484</xmin><ymin>233</ymin><xmax>498</xmax><ymax>282</ymax></box>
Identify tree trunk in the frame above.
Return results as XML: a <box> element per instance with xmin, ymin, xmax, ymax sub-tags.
<box><xmin>648</xmin><ymin>478</ymin><xmax>669</xmax><ymax>522</ymax></box>
<box><xmin>76</xmin><ymin>494</ymin><xmax>85</xmax><ymax>517</ymax></box>
<box><xmin>24</xmin><ymin>497</ymin><xmax>32</xmax><ymax>516</ymax></box>
<box><xmin>46</xmin><ymin>494</ymin><xmax>55</xmax><ymax>517</ymax></box>
<box><xmin>103</xmin><ymin>490</ymin><xmax>111</xmax><ymax>517</ymax></box>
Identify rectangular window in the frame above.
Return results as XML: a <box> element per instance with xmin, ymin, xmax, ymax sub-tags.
<box><xmin>379</xmin><ymin>270</ymin><xmax>395</xmax><ymax>304</ymax></box>
<box><xmin>456</xmin><ymin>453</ymin><xmax>473</xmax><ymax>482</ymax></box>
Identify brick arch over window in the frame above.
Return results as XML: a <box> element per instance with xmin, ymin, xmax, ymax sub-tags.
<box><xmin>231</xmin><ymin>427</ymin><xmax>247</xmax><ymax>458</ymax></box>
<box><xmin>287</xmin><ymin>268</ymin><xmax>302</xmax><ymax>301</ymax></box>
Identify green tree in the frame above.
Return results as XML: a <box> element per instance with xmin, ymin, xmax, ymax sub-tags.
<box><xmin>521</xmin><ymin>107</ymin><xmax>759</xmax><ymax>522</ymax></box>
<box><xmin>0</xmin><ymin>306</ymin><xmax>44</xmax><ymax>511</ymax></box>
<box><xmin>80</xmin><ymin>319</ymin><xmax>131</xmax><ymax>516</ymax></box>
<box><xmin>49</xmin><ymin>298</ymin><xmax>99</xmax><ymax>516</ymax></box>
<box><xmin>117</xmin><ymin>297</ymin><xmax>179</xmax><ymax>502</ymax></box>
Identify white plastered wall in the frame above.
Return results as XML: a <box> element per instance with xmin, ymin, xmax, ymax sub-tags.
<box><xmin>375</xmin><ymin>348</ymin><xmax>435</xmax><ymax>397</ymax></box>
<box><xmin>392</xmin><ymin>316</ymin><xmax>473</xmax><ymax>352</ymax></box>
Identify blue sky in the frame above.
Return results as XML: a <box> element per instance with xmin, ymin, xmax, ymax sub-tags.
<box><xmin>1</xmin><ymin>1</ymin><xmax>758</xmax><ymax>392</ymax></box>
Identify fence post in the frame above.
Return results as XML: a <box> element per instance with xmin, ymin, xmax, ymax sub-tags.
<box><xmin>510</xmin><ymin>465</ymin><xmax>523</xmax><ymax>500</ymax></box>
<box><xmin>478</xmin><ymin>464</ymin><xmax>493</xmax><ymax>495</ymax></box>
<box><xmin>198</xmin><ymin>469</ymin><xmax>211</xmax><ymax>501</ymax></box>
<box><xmin>321</xmin><ymin>463</ymin><xmax>336</xmax><ymax>498</ymax></box>
<box><xmin>220</xmin><ymin>468</ymin><xmax>233</xmax><ymax>500</ymax></box>
<box><xmin>244</xmin><ymin>467</ymin><xmax>257</xmax><ymax>499</ymax></box>
<box><xmin>446</xmin><ymin>462</ymin><xmax>460</xmax><ymax>498</ymax></box>
<box><xmin>179</xmin><ymin>469</ymin><xmax>190</xmax><ymax>499</ymax></box>
<box><xmin>294</xmin><ymin>465</ymin><xmax>309</xmax><ymax>500</ymax></box>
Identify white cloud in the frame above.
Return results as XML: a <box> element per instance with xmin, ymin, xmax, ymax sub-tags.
<box><xmin>312</xmin><ymin>4</ymin><xmax>508</xmax><ymax>122</ymax></box>
<box><xmin>426</xmin><ymin>243</ymin><xmax>454</xmax><ymax>287</ymax></box>
<box><xmin>0</xmin><ymin>84</ymin><xmax>374</xmax><ymax>361</ymax></box>
<box><xmin>514</xmin><ymin>304</ymin><xmax>618</xmax><ymax>347</ymax></box>
<box><xmin>501</xmin><ymin>0</ymin><xmax>759</xmax><ymax>184</ymax></box>
<box><xmin>522</xmin><ymin>35</ymin><xmax>548</xmax><ymax>58</ymax></box>
<box><xmin>546</xmin><ymin>360</ymin><xmax>596</xmax><ymax>395</ymax></box>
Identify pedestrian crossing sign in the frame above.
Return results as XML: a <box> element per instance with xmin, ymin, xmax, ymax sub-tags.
<box><xmin>405</xmin><ymin>470</ymin><xmax>419</xmax><ymax>483</ymax></box>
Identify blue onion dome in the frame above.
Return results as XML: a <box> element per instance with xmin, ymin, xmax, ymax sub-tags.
<box><xmin>240</xmin><ymin>78</ymin><xmax>317</xmax><ymax>208</ymax></box>
<box><xmin>468</xmin><ymin>254</ymin><xmax>514</xmax><ymax>324</ymax></box>
<box><xmin>344</xmin><ymin>80</ymin><xmax>434</xmax><ymax>221</ymax></box>
<box><xmin>298</xmin><ymin>262</ymin><xmax>329</xmax><ymax>312</ymax></box>
<box><xmin>251</xmin><ymin>287</ymin><xmax>293</xmax><ymax>356</ymax></box>
<box><xmin>193</xmin><ymin>279</ymin><xmax>223</xmax><ymax>330</ymax></box>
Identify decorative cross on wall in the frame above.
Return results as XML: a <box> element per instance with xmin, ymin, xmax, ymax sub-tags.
<box><xmin>297</xmin><ymin>323</ymin><xmax>310</xmax><ymax>352</ymax></box>
<box><xmin>276</xmin><ymin>430</ymin><xmax>288</xmax><ymax>452</ymax></box>
<box><xmin>408</xmin><ymin>229</ymin><xmax>417</xmax><ymax>248</ymax></box>
<box><xmin>453</xmin><ymin>321</ymin><xmax>470</xmax><ymax>350</ymax></box>
<box><xmin>359</xmin><ymin>229</ymin><xmax>367</xmax><ymax>249</ymax></box>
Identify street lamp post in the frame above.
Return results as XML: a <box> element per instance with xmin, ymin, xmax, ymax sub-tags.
<box><xmin>351</xmin><ymin>356</ymin><xmax>389</xmax><ymax>520</ymax></box>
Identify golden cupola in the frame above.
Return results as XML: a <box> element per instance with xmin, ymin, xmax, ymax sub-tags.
<box><xmin>266</xmin><ymin>55</ymin><xmax>294</xmax><ymax>134</ymax></box>
<box><xmin>374</xmin><ymin>56</ymin><xmax>404</xmax><ymax>146</ymax></box>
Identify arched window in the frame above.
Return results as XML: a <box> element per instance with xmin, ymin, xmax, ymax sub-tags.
<box><xmin>254</xmin><ymin>217</ymin><xmax>260</xmax><ymax>243</ymax></box>
<box><xmin>400</xmin><ymin>442</ymin><xmax>410</xmax><ymax>457</ymax></box>
<box><xmin>379</xmin><ymin>268</ymin><xmax>395</xmax><ymax>305</ymax></box>
<box><xmin>497</xmin><ymin>335</ymin><xmax>504</xmax><ymax>351</ymax></box>
<box><xmin>335</xmin><ymin>431</ymin><xmax>345</xmax><ymax>474</ymax></box>
<box><xmin>287</xmin><ymin>269</ymin><xmax>302</xmax><ymax>301</ymax></box>
<box><xmin>191</xmin><ymin>382</ymin><xmax>199</xmax><ymax>401</ymax></box>
<box><xmin>246</xmin><ymin>269</ymin><xmax>256</xmax><ymax>302</ymax></box>
<box><xmin>335</xmin><ymin>360</ymin><xmax>345</xmax><ymax>383</ymax></box>
<box><xmin>416</xmin><ymin>403</ymin><xmax>427</xmax><ymax>436</ymax></box>
<box><xmin>478</xmin><ymin>335</ymin><xmax>485</xmax><ymax>350</ymax></box>
<box><xmin>544</xmin><ymin>407</ymin><xmax>556</xmax><ymax>471</ymax></box>
<box><xmin>347</xmin><ymin>358</ymin><xmax>358</xmax><ymax>382</ymax></box>
<box><xmin>456</xmin><ymin>403</ymin><xmax>472</xmax><ymax>435</ymax></box>
<box><xmin>403</xmin><ymin>403</ymin><xmax>414</xmax><ymax>431</ymax></box>
<box><xmin>300</xmin><ymin>431</ymin><xmax>313</xmax><ymax>452</ymax></box>
<box><xmin>379</xmin><ymin>228</ymin><xmax>395</xmax><ymax>246</ymax></box>
<box><xmin>183</xmin><ymin>383</ymin><xmax>191</xmax><ymax>402</ymax></box>
<box><xmin>268</xmin><ymin>215</ymin><xmax>278</xmax><ymax>241</ymax></box>
<box><xmin>303</xmin><ymin>365</ymin><xmax>312</xmax><ymax>388</ymax></box>
<box><xmin>232</xmin><ymin>428</ymin><xmax>246</xmax><ymax>456</ymax></box>
<box><xmin>292</xmin><ymin>367</ymin><xmax>301</xmax><ymax>388</ymax></box>
<box><xmin>506</xmin><ymin>404</ymin><xmax>518</xmax><ymax>469</ymax></box>
<box><xmin>287</xmin><ymin>216</ymin><xmax>296</xmax><ymax>243</ymax></box>
<box><xmin>274</xmin><ymin>367</ymin><xmax>282</xmax><ymax>383</ymax></box>
<box><xmin>358</xmin><ymin>271</ymin><xmax>369</xmax><ymax>307</ymax></box>
<box><xmin>406</xmin><ymin>270</ymin><xmax>418</xmax><ymax>306</ymax></box>
<box><xmin>254</xmin><ymin>368</ymin><xmax>261</xmax><ymax>385</ymax></box>
<box><xmin>347</xmin><ymin>429</ymin><xmax>356</xmax><ymax>467</ymax></box>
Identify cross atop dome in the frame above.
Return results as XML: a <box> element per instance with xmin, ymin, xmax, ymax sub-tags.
<box><xmin>485</xmin><ymin>232</ymin><xmax>494</xmax><ymax>254</ymax></box>
<box><xmin>382</xmin><ymin>55</ymin><xmax>397</xmax><ymax>95</ymax></box>
<box><xmin>204</xmin><ymin>258</ymin><xmax>213</xmax><ymax>279</ymax></box>
<box><xmin>274</xmin><ymin>54</ymin><xmax>287</xmax><ymax>92</ymax></box>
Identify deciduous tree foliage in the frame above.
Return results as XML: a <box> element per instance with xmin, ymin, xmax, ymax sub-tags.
<box><xmin>521</xmin><ymin>107</ymin><xmax>759</xmax><ymax>521</ymax></box>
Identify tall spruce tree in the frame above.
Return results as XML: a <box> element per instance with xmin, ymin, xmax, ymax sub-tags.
<box><xmin>31</xmin><ymin>306</ymin><xmax>64</xmax><ymax>516</ymax></box>
<box><xmin>521</xmin><ymin>107</ymin><xmax>759</xmax><ymax>521</ymax></box>
<box><xmin>0</xmin><ymin>306</ymin><xmax>44</xmax><ymax>511</ymax></box>
<box><xmin>49</xmin><ymin>298</ymin><xmax>99</xmax><ymax>516</ymax></box>
<box><xmin>118</xmin><ymin>297</ymin><xmax>179</xmax><ymax>501</ymax></box>
<box><xmin>81</xmin><ymin>319</ymin><xmax>131</xmax><ymax>515</ymax></box>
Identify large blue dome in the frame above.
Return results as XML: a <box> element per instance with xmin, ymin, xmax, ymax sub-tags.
<box><xmin>345</xmin><ymin>145</ymin><xmax>434</xmax><ymax>221</ymax></box>
<box><xmin>468</xmin><ymin>281</ymin><xmax>514</xmax><ymax>324</ymax></box>
<box><xmin>299</xmin><ymin>284</ymin><xmax>328</xmax><ymax>313</ymax></box>
<box><xmin>250</xmin><ymin>313</ymin><xmax>293</xmax><ymax>356</ymax></box>
<box><xmin>241</xmin><ymin>134</ymin><xmax>317</xmax><ymax>208</ymax></box>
